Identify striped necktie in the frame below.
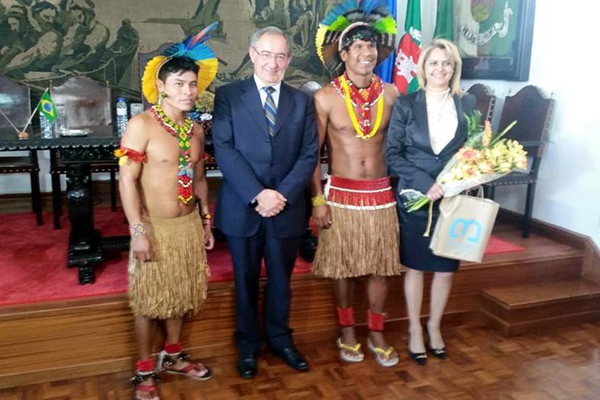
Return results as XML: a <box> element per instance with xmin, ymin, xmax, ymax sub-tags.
<box><xmin>263</xmin><ymin>86</ymin><xmax>277</xmax><ymax>136</ymax></box>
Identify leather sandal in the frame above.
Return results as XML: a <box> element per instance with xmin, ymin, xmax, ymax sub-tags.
<box><xmin>158</xmin><ymin>350</ymin><xmax>213</xmax><ymax>381</ymax></box>
<box><xmin>131</xmin><ymin>370</ymin><xmax>160</xmax><ymax>400</ymax></box>
<box><xmin>336</xmin><ymin>337</ymin><xmax>364</xmax><ymax>363</ymax></box>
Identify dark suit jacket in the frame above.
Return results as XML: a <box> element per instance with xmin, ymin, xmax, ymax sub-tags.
<box><xmin>385</xmin><ymin>90</ymin><xmax>476</xmax><ymax>198</ymax></box>
<box><xmin>212</xmin><ymin>78</ymin><xmax>318</xmax><ymax>238</ymax></box>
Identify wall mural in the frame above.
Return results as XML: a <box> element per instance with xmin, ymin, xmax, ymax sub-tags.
<box><xmin>0</xmin><ymin>0</ymin><xmax>332</xmax><ymax>95</ymax></box>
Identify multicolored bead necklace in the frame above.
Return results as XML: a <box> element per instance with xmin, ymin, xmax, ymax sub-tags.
<box><xmin>150</xmin><ymin>105</ymin><xmax>195</xmax><ymax>205</ymax></box>
<box><xmin>332</xmin><ymin>72</ymin><xmax>384</xmax><ymax>140</ymax></box>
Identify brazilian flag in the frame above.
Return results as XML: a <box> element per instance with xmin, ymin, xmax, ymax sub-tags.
<box><xmin>38</xmin><ymin>91</ymin><xmax>56</xmax><ymax>122</ymax></box>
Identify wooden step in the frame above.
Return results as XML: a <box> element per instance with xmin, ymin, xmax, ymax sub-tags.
<box><xmin>480</xmin><ymin>279</ymin><xmax>600</xmax><ymax>336</ymax></box>
<box><xmin>0</xmin><ymin>223</ymin><xmax>588</xmax><ymax>389</ymax></box>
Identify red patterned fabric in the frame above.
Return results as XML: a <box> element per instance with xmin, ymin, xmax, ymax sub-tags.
<box><xmin>164</xmin><ymin>342</ymin><xmax>183</xmax><ymax>354</ymax></box>
<box><xmin>337</xmin><ymin>306</ymin><xmax>355</xmax><ymax>327</ymax></box>
<box><xmin>136</xmin><ymin>358</ymin><xmax>156</xmax><ymax>372</ymax></box>
<box><xmin>115</xmin><ymin>147</ymin><xmax>147</xmax><ymax>163</ymax></box>
<box><xmin>326</xmin><ymin>176</ymin><xmax>396</xmax><ymax>208</ymax></box>
<box><xmin>367</xmin><ymin>310</ymin><xmax>385</xmax><ymax>331</ymax></box>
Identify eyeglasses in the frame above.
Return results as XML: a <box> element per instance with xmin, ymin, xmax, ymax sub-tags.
<box><xmin>252</xmin><ymin>47</ymin><xmax>289</xmax><ymax>63</ymax></box>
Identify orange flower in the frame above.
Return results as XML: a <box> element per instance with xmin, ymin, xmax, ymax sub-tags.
<box><xmin>482</xmin><ymin>121</ymin><xmax>492</xmax><ymax>147</ymax></box>
<box><xmin>458</xmin><ymin>147</ymin><xmax>481</xmax><ymax>161</ymax></box>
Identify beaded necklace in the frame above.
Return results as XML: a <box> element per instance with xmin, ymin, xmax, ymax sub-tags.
<box><xmin>332</xmin><ymin>72</ymin><xmax>384</xmax><ymax>140</ymax></box>
<box><xmin>150</xmin><ymin>105</ymin><xmax>195</xmax><ymax>205</ymax></box>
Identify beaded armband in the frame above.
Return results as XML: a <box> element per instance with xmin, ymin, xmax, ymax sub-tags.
<box><xmin>115</xmin><ymin>147</ymin><xmax>147</xmax><ymax>166</ymax></box>
<box><xmin>130</xmin><ymin>222</ymin><xmax>147</xmax><ymax>237</ymax></box>
<box><xmin>311</xmin><ymin>195</ymin><xmax>327</xmax><ymax>207</ymax></box>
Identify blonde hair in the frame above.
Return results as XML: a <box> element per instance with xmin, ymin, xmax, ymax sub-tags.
<box><xmin>416</xmin><ymin>39</ymin><xmax>464</xmax><ymax>96</ymax></box>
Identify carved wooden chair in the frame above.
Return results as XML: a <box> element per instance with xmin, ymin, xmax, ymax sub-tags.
<box><xmin>50</xmin><ymin>76</ymin><xmax>117</xmax><ymax>229</ymax></box>
<box><xmin>467</xmin><ymin>83</ymin><xmax>496</xmax><ymax>122</ymax></box>
<box><xmin>484</xmin><ymin>85</ymin><xmax>555</xmax><ymax>238</ymax></box>
<box><xmin>0</xmin><ymin>76</ymin><xmax>43</xmax><ymax>225</ymax></box>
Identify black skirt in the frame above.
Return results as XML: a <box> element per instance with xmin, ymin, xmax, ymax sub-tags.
<box><xmin>398</xmin><ymin>203</ymin><xmax>460</xmax><ymax>273</ymax></box>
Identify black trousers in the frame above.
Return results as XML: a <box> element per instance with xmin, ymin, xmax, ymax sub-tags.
<box><xmin>226</xmin><ymin>226</ymin><xmax>301</xmax><ymax>354</ymax></box>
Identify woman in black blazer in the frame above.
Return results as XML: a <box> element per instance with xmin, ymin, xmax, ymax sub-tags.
<box><xmin>385</xmin><ymin>39</ymin><xmax>475</xmax><ymax>365</ymax></box>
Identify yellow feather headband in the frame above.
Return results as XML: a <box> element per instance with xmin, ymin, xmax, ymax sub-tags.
<box><xmin>142</xmin><ymin>23</ymin><xmax>219</xmax><ymax>104</ymax></box>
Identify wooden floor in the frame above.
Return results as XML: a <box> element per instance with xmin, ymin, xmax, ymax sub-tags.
<box><xmin>2</xmin><ymin>321</ymin><xmax>600</xmax><ymax>400</ymax></box>
<box><xmin>3</xmin><ymin>183</ymin><xmax>600</xmax><ymax>398</ymax></box>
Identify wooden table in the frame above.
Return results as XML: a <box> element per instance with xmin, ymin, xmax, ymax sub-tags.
<box><xmin>1</xmin><ymin>127</ymin><xmax>327</xmax><ymax>283</ymax></box>
<box><xmin>0</xmin><ymin>127</ymin><xmax>128</xmax><ymax>284</ymax></box>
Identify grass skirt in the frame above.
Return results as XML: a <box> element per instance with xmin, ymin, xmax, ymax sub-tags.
<box><xmin>312</xmin><ymin>176</ymin><xmax>402</xmax><ymax>279</ymax></box>
<box><xmin>129</xmin><ymin>212</ymin><xmax>210</xmax><ymax>319</ymax></box>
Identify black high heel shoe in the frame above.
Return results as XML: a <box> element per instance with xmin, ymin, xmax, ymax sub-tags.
<box><xmin>425</xmin><ymin>328</ymin><xmax>447</xmax><ymax>360</ymax></box>
<box><xmin>407</xmin><ymin>331</ymin><xmax>427</xmax><ymax>366</ymax></box>
<box><xmin>429</xmin><ymin>346</ymin><xmax>447</xmax><ymax>360</ymax></box>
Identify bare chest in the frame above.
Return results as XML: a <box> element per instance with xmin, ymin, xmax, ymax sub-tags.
<box><xmin>146</xmin><ymin>130</ymin><xmax>202</xmax><ymax>166</ymax></box>
<box><xmin>327</xmin><ymin>94</ymin><xmax>393</xmax><ymax>138</ymax></box>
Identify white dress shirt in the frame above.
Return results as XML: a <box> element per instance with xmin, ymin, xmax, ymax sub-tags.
<box><xmin>426</xmin><ymin>91</ymin><xmax>458</xmax><ymax>155</ymax></box>
<box><xmin>253</xmin><ymin>75</ymin><xmax>282</xmax><ymax>108</ymax></box>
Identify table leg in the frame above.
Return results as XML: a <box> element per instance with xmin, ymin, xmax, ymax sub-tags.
<box><xmin>65</xmin><ymin>163</ymin><xmax>103</xmax><ymax>284</ymax></box>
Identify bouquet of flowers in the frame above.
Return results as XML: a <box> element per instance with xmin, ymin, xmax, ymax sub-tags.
<box><xmin>402</xmin><ymin>111</ymin><xmax>527</xmax><ymax>212</ymax></box>
<box><xmin>188</xmin><ymin>90</ymin><xmax>215</xmax><ymax>123</ymax></box>
<box><xmin>187</xmin><ymin>91</ymin><xmax>216</xmax><ymax>163</ymax></box>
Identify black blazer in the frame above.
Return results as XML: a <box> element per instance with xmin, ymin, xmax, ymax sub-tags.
<box><xmin>385</xmin><ymin>90</ymin><xmax>476</xmax><ymax>197</ymax></box>
<box><xmin>212</xmin><ymin>78</ymin><xmax>318</xmax><ymax>238</ymax></box>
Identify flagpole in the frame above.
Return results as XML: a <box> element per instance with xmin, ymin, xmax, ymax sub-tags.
<box><xmin>0</xmin><ymin>108</ymin><xmax>21</xmax><ymax>134</ymax></box>
<box><xmin>21</xmin><ymin>88</ymin><xmax>49</xmax><ymax>133</ymax></box>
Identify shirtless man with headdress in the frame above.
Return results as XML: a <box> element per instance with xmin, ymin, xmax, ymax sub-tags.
<box><xmin>311</xmin><ymin>0</ymin><xmax>402</xmax><ymax>367</ymax></box>
<box><xmin>116</xmin><ymin>23</ymin><xmax>219</xmax><ymax>400</ymax></box>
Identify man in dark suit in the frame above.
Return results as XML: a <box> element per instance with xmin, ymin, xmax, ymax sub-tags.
<box><xmin>212</xmin><ymin>26</ymin><xmax>318</xmax><ymax>379</ymax></box>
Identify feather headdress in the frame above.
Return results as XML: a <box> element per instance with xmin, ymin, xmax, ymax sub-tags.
<box><xmin>142</xmin><ymin>22</ymin><xmax>219</xmax><ymax>104</ymax></box>
<box><xmin>316</xmin><ymin>0</ymin><xmax>396</xmax><ymax>76</ymax></box>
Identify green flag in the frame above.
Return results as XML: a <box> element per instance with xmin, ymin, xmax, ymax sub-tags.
<box><xmin>434</xmin><ymin>0</ymin><xmax>454</xmax><ymax>40</ymax></box>
<box><xmin>480</xmin><ymin>0</ymin><xmax>518</xmax><ymax>57</ymax></box>
<box><xmin>38</xmin><ymin>91</ymin><xmax>56</xmax><ymax>122</ymax></box>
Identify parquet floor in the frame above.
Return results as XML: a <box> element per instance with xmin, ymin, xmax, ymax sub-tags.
<box><xmin>2</xmin><ymin>322</ymin><xmax>600</xmax><ymax>400</ymax></box>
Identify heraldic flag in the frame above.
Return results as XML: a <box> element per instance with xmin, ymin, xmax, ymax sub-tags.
<box><xmin>38</xmin><ymin>91</ymin><xmax>56</xmax><ymax>122</ymax></box>
<box><xmin>393</xmin><ymin>0</ymin><xmax>422</xmax><ymax>95</ymax></box>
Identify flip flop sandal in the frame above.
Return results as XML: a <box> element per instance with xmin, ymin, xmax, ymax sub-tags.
<box><xmin>367</xmin><ymin>339</ymin><xmax>399</xmax><ymax>368</ymax></box>
<box><xmin>336</xmin><ymin>337</ymin><xmax>364</xmax><ymax>363</ymax></box>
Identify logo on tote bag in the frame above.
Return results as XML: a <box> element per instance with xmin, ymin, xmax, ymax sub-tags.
<box><xmin>448</xmin><ymin>218</ymin><xmax>482</xmax><ymax>244</ymax></box>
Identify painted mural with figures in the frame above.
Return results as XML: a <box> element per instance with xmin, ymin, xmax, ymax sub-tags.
<box><xmin>0</xmin><ymin>0</ymin><xmax>331</xmax><ymax>94</ymax></box>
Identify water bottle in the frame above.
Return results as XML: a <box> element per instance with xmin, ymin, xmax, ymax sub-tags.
<box><xmin>40</xmin><ymin>113</ymin><xmax>53</xmax><ymax>138</ymax></box>
<box><xmin>116</xmin><ymin>97</ymin><xmax>128</xmax><ymax>137</ymax></box>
